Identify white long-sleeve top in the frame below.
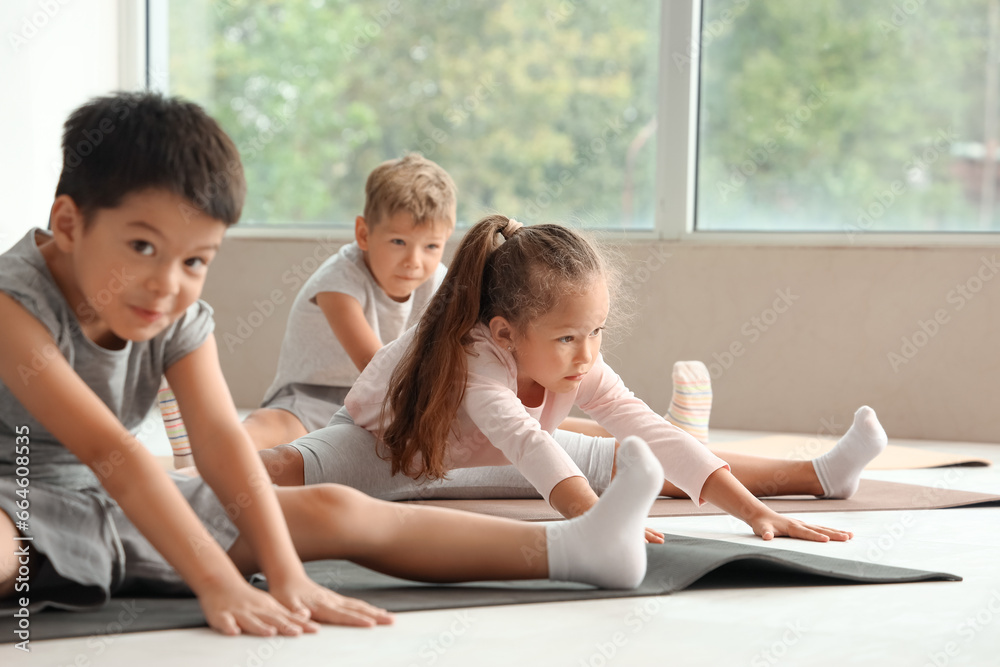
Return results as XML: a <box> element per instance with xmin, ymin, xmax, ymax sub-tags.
<box><xmin>346</xmin><ymin>323</ymin><xmax>727</xmax><ymax>503</ymax></box>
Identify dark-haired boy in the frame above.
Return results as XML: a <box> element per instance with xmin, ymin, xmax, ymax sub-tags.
<box><xmin>0</xmin><ymin>92</ymin><xmax>392</xmax><ymax>634</ymax></box>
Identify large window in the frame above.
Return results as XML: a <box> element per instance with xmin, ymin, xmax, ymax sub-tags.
<box><xmin>155</xmin><ymin>1</ymin><xmax>1000</xmax><ymax>237</ymax></box>
<box><xmin>695</xmin><ymin>0</ymin><xmax>1000</xmax><ymax>233</ymax></box>
<box><xmin>160</xmin><ymin>0</ymin><xmax>659</xmax><ymax>230</ymax></box>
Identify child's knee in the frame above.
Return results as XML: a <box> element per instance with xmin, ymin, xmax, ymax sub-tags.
<box><xmin>260</xmin><ymin>444</ymin><xmax>305</xmax><ymax>486</ymax></box>
<box><xmin>310</xmin><ymin>484</ymin><xmax>367</xmax><ymax>512</ymax></box>
<box><xmin>0</xmin><ymin>513</ymin><xmax>23</xmax><ymax>598</ymax></box>
<box><xmin>294</xmin><ymin>484</ymin><xmax>369</xmax><ymax>530</ymax></box>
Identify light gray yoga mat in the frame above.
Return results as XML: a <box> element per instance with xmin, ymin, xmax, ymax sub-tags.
<box><xmin>0</xmin><ymin>534</ymin><xmax>959</xmax><ymax>642</ymax></box>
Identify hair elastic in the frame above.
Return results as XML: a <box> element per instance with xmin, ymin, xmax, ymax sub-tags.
<box><xmin>501</xmin><ymin>217</ymin><xmax>523</xmax><ymax>239</ymax></box>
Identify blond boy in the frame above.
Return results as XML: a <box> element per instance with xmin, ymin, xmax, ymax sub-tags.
<box><xmin>244</xmin><ymin>155</ymin><xmax>456</xmax><ymax>449</ymax></box>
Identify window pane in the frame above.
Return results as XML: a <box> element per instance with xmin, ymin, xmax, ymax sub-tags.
<box><xmin>696</xmin><ymin>0</ymin><xmax>1000</xmax><ymax>233</ymax></box>
<box><xmin>166</xmin><ymin>1</ymin><xmax>659</xmax><ymax>230</ymax></box>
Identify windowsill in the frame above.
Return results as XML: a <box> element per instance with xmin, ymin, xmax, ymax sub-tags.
<box><xmin>662</xmin><ymin>230</ymin><xmax>1000</xmax><ymax>248</ymax></box>
<box><xmin>222</xmin><ymin>224</ymin><xmax>1000</xmax><ymax>249</ymax></box>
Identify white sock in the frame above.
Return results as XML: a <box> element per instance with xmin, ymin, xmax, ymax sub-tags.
<box><xmin>546</xmin><ymin>436</ymin><xmax>664</xmax><ymax>589</ymax></box>
<box><xmin>812</xmin><ymin>406</ymin><xmax>888</xmax><ymax>499</ymax></box>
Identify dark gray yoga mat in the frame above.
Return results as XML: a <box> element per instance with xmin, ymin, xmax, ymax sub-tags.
<box><xmin>1</xmin><ymin>534</ymin><xmax>960</xmax><ymax>642</ymax></box>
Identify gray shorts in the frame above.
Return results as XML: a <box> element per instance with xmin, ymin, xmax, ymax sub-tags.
<box><xmin>289</xmin><ymin>407</ymin><xmax>616</xmax><ymax>500</ymax></box>
<box><xmin>0</xmin><ymin>472</ymin><xmax>240</xmax><ymax>612</ymax></box>
<box><xmin>260</xmin><ymin>383</ymin><xmax>351</xmax><ymax>432</ymax></box>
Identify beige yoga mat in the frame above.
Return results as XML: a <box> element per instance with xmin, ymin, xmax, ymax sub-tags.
<box><xmin>159</xmin><ymin>439</ymin><xmax>992</xmax><ymax>471</ymax></box>
<box><xmin>710</xmin><ymin>435</ymin><xmax>992</xmax><ymax>470</ymax></box>
<box><xmin>407</xmin><ymin>479</ymin><xmax>1000</xmax><ymax>522</ymax></box>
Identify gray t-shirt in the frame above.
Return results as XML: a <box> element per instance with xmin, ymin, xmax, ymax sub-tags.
<box><xmin>261</xmin><ymin>241</ymin><xmax>446</xmax><ymax>404</ymax></box>
<box><xmin>0</xmin><ymin>229</ymin><xmax>215</xmax><ymax>490</ymax></box>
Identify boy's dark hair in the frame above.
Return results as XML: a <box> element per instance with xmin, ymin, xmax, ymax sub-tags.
<box><xmin>55</xmin><ymin>91</ymin><xmax>245</xmax><ymax>226</ymax></box>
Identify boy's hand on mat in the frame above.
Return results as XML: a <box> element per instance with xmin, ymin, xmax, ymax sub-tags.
<box><xmin>645</xmin><ymin>527</ymin><xmax>665</xmax><ymax>544</ymax></box>
<box><xmin>199</xmin><ymin>581</ymin><xmax>321</xmax><ymax>637</ymax></box>
<box><xmin>750</xmin><ymin>511</ymin><xmax>853</xmax><ymax>543</ymax></box>
<box><xmin>271</xmin><ymin>577</ymin><xmax>395</xmax><ymax>628</ymax></box>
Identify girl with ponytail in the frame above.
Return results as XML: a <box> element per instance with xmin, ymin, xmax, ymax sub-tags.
<box><xmin>263</xmin><ymin>216</ymin><xmax>889</xmax><ymax>544</ymax></box>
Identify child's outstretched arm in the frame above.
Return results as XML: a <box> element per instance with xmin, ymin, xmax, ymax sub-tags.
<box><xmin>0</xmin><ymin>295</ymin><xmax>314</xmax><ymax>636</ymax></box>
<box><xmin>166</xmin><ymin>334</ymin><xmax>392</xmax><ymax>627</ymax></box>
<box><xmin>315</xmin><ymin>292</ymin><xmax>382</xmax><ymax>373</ymax></box>
<box><xmin>699</xmin><ymin>467</ymin><xmax>852</xmax><ymax>542</ymax></box>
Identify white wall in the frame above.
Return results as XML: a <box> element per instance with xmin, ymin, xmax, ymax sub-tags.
<box><xmin>204</xmin><ymin>237</ymin><xmax>1000</xmax><ymax>444</ymax></box>
<box><xmin>0</xmin><ymin>0</ymin><xmax>122</xmax><ymax>253</ymax></box>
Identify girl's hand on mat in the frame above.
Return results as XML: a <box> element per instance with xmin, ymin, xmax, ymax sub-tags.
<box><xmin>645</xmin><ymin>527</ymin><xmax>665</xmax><ymax>544</ymax></box>
<box><xmin>751</xmin><ymin>511</ymin><xmax>853</xmax><ymax>542</ymax></box>
<box><xmin>199</xmin><ymin>581</ymin><xmax>320</xmax><ymax>637</ymax></box>
<box><xmin>271</xmin><ymin>576</ymin><xmax>395</xmax><ymax>628</ymax></box>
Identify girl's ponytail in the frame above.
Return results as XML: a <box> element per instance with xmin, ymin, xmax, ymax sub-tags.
<box><xmin>378</xmin><ymin>214</ymin><xmax>514</xmax><ymax>479</ymax></box>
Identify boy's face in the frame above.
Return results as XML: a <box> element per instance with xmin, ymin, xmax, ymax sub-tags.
<box><xmin>355</xmin><ymin>211</ymin><xmax>453</xmax><ymax>302</ymax></box>
<box><xmin>51</xmin><ymin>189</ymin><xmax>227</xmax><ymax>347</ymax></box>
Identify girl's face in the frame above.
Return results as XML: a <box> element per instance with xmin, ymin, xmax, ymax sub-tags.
<box><xmin>506</xmin><ymin>276</ymin><xmax>609</xmax><ymax>404</ymax></box>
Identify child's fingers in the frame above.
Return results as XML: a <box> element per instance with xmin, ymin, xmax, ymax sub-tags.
<box><xmin>234</xmin><ymin>612</ymin><xmax>279</xmax><ymax>637</ymax></box>
<box><xmin>335</xmin><ymin>597</ymin><xmax>394</xmax><ymax>626</ymax></box>
<box><xmin>782</xmin><ymin>521</ymin><xmax>833</xmax><ymax>543</ymax></box>
<box><xmin>283</xmin><ymin>604</ymin><xmax>320</xmax><ymax>633</ymax></box>
<box><xmin>752</xmin><ymin>519</ymin><xmax>776</xmax><ymax>540</ymax></box>
<box><xmin>804</xmin><ymin>523</ymin><xmax>853</xmax><ymax>541</ymax></box>
<box><xmin>311</xmin><ymin>606</ymin><xmax>378</xmax><ymax>627</ymax></box>
<box><xmin>238</xmin><ymin>607</ymin><xmax>311</xmax><ymax>637</ymax></box>
<box><xmin>209</xmin><ymin>611</ymin><xmax>241</xmax><ymax>636</ymax></box>
<box><xmin>644</xmin><ymin>527</ymin><xmax>664</xmax><ymax>544</ymax></box>
<box><xmin>309</xmin><ymin>594</ymin><xmax>394</xmax><ymax>627</ymax></box>
<box><xmin>292</xmin><ymin>612</ymin><xmax>321</xmax><ymax>634</ymax></box>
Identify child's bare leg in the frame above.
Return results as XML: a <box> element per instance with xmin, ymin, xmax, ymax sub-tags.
<box><xmin>0</xmin><ymin>513</ymin><xmax>23</xmax><ymax>598</ymax></box>
<box><xmin>616</xmin><ymin>406</ymin><xmax>887</xmax><ymax>500</ymax></box>
<box><xmin>230</xmin><ymin>437</ymin><xmax>665</xmax><ymax>589</ymax></box>
<box><xmin>241</xmin><ymin>485</ymin><xmax>548</xmax><ymax>582</ymax></box>
<box><xmin>704</xmin><ymin>453</ymin><xmax>822</xmax><ymax>496</ymax></box>
<box><xmin>243</xmin><ymin>408</ymin><xmax>309</xmax><ymax>451</ymax></box>
<box><xmin>260</xmin><ymin>444</ymin><xmax>306</xmax><ymax>486</ymax></box>
<box><xmin>612</xmin><ymin>443</ymin><xmax>818</xmax><ymax>498</ymax></box>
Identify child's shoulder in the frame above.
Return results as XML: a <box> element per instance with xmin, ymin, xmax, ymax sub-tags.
<box><xmin>304</xmin><ymin>241</ymin><xmax>369</xmax><ymax>289</ymax></box>
<box><xmin>465</xmin><ymin>323</ymin><xmax>515</xmax><ymax>373</ymax></box>
<box><xmin>295</xmin><ymin>242</ymin><xmax>384</xmax><ymax>313</ymax></box>
<box><xmin>0</xmin><ymin>229</ymin><xmax>71</xmax><ymax>339</ymax></box>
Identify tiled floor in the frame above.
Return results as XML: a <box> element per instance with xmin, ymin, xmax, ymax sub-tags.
<box><xmin>8</xmin><ymin>431</ymin><xmax>999</xmax><ymax>666</ymax></box>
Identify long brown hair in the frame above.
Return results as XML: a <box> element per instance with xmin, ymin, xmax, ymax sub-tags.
<box><xmin>379</xmin><ymin>214</ymin><xmax>606</xmax><ymax>479</ymax></box>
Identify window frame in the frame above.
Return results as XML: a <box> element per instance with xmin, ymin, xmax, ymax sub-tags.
<box><xmin>134</xmin><ymin>0</ymin><xmax>1000</xmax><ymax>246</ymax></box>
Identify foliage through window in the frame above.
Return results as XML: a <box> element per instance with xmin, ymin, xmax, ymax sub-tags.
<box><xmin>165</xmin><ymin>1</ymin><xmax>659</xmax><ymax>230</ymax></box>
<box><xmin>696</xmin><ymin>0</ymin><xmax>1000</xmax><ymax>233</ymax></box>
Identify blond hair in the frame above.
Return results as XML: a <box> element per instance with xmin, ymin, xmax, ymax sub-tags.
<box><xmin>363</xmin><ymin>153</ymin><xmax>457</xmax><ymax>228</ymax></box>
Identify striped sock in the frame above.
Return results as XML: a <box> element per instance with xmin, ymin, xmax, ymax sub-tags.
<box><xmin>158</xmin><ymin>378</ymin><xmax>193</xmax><ymax>468</ymax></box>
<box><xmin>664</xmin><ymin>360</ymin><xmax>712</xmax><ymax>444</ymax></box>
